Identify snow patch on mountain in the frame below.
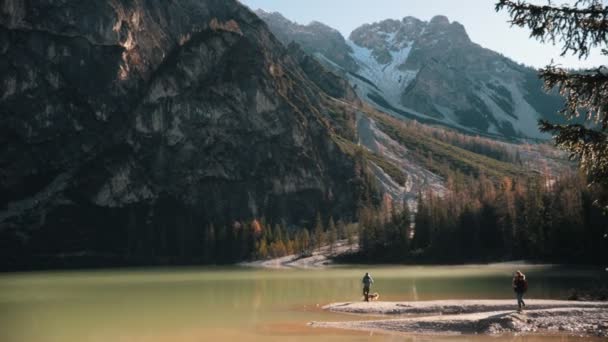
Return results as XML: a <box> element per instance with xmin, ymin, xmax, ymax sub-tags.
<box><xmin>347</xmin><ymin>40</ymin><xmax>417</xmax><ymax>106</ymax></box>
<box><xmin>475</xmin><ymin>79</ymin><xmax>550</xmax><ymax>139</ymax></box>
<box><xmin>502</xmin><ymin>81</ymin><xmax>551</xmax><ymax>139</ymax></box>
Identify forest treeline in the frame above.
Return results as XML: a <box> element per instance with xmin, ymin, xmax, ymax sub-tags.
<box><xmin>201</xmin><ymin>214</ymin><xmax>358</xmax><ymax>264</ymax></box>
<box><xmin>198</xmin><ymin>169</ymin><xmax>607</xmax><ymax>265</ymax></box>
<box><xmin>357</xmin><ymin>172</ymin><xmax>608</xmax><ymax>264</ymax></box>
<box><xmin>402</xmin><ymin>119</ymin><xmax>522</xmax><ymax>164</ymax></box>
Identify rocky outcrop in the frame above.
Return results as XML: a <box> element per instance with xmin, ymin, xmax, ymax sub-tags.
<box><xmin>0</xmin><ymin>0</ymin><xmax>372</xmax><ymax>269</ymax></box>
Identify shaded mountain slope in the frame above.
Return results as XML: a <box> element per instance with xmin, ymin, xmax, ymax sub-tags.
<box><xmin>0</xmin><ymin>0</ymin><xmax>373</xmax><ymax>268</ymax></box>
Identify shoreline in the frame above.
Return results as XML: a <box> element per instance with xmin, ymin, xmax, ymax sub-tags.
<box><xmin>239</xmin><ymin>239</ymin><xmax>606</xmax><ymax>270</ymax></box>
<box><xmin>240</xmin><ymin>240</ymin><xmax>359</xmax><ymax>269</ymax></box>
<box><xmin>311</xmin><ymin>299</ymin><xmax>608</xmax><ymax>337</ymax></box>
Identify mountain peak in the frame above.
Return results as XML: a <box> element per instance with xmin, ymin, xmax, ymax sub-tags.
<box><xmin>401</xmin><ymin>16</ymin><xmax>424</xmax><ymax>29</ymax></box>
<box><xmin>402</xmin><ymin>16</ymin><xmax>422</xmax><ymax>24</ymax></box>
<box><xmin>429</xmin><ymin>15</ymin><xmax>450</xmax><ymax>26</ymax></box>
<box><xmin>349</xmin><ymin>14</ymin><xmax>472</xmax><ymax>52</ymax></box>
<box><xmin>308</xmin><ymin>20</ymin><xmax>341</xmax><ymax>33</ymax></box>
<box><xmin>256</xmin><ymin>9</ymin><xmax>360</xmax><ymax>71</ymax></box>
<box><xmin>424</xmin><ymin>15</ymin><xmax>470</xmax><ymax>44</ymax></box>
<box><xmin>348</xmin><ymin>14</ymin><xmax>473</xmax><ymax>63</ymax></box>
<box><xmin>255</xmin><ymin>9</ymin><xmax>339</xmax><ymax>35</ymax></box>
<box><xmin>254</xmin><ymin>9</ymin><xmax>289</xmax><ymax>23</ymax></box>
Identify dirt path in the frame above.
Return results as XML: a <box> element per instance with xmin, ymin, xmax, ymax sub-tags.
<box><xmin>311</xmin><ymin>300</ymin><xmax>608</xmax><ymax>337</ymax></box>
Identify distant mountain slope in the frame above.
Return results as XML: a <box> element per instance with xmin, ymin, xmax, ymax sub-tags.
<box><xmin>256</xmin><ymin>11</ymin><xmax>565</xmax><ymax>140</ymax></box>
<box><xmin>255</xmin><ymin>11</ymin><xmax>568</xmax><ymax>208</ymax></box>
<box><xmin>256</xmin><ymin>9</ymin><xmax>359</xmax><ymax>72</ymax></box>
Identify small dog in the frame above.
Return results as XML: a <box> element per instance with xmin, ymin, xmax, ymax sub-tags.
<box><xmin>364</xmin><ymin>292</ymin><xmax>380</xmax><ymax>301</ymax></box>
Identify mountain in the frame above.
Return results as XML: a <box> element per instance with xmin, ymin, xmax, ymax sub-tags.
<box><xmin>0</xmin><ymin>2</ymin><xmax>570</xmax><ymax>269</ymax></box>
<box><xmin>0</xmin><ymin>0</ymin><xmax>375</xmax><ymax>268</ymax></box>
<box><xmin>256</xmin><ymin>11</ymin><xmax>565</xmax><ymax>140</ymax></box>
<box><xmin>255</xmin><ymin>9</ymin><xmax>359</xmax><ymax>73</ymax></box>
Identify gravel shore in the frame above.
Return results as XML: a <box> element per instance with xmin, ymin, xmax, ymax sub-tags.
<box><xmin>311</xmin><ymin>300</ymin><xmax>608</xmax><ymax>337</ymax></box>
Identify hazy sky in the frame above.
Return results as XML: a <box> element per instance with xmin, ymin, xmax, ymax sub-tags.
<box><xmin>239</xmin><ymin>0</ymin><xmax>605</xmax><ymax>69</ymax></box>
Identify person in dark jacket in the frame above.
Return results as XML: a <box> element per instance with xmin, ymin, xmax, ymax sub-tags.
<box><xmin>362</xmin><ymin>272</ymin><xmax>374</xmax><ymax>301</ymax></box>
<box><xmin>512</xmin><ymin>270</ymin><xmax>528</xmax><ymax>311</ymax></box>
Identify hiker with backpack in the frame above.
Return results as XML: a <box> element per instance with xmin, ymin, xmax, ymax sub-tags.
<box><xmin>362</xmin><ymin>272</ymin><xmax>374</xmax><ymax>302</ymax></box>
<box><xmin>512</xmin><ymin>270</ymin><xmax>528</xmax><ymax>311</ymax></box>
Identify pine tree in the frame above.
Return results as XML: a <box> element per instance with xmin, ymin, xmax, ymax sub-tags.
<box><xmin>346</xmin><ymin>223</ymin><xmax>355</xmax><ymax>248</ymax></box>
<box><xmin>336</xmin><ymin>219</ymin><xmax>346</xmax><ymax>240</ymax></box>
<box><xmin>393</xmin><ymin>202</ymin><xmax>411</xmax><ymax>260</ymax></box>
<box><xmin>412</xmin><ymin>193</ymin><xmax>431</xmax><ymax>250</ymax></box>
<box><xmin>216</xmin><ymin>225</ymin><xmax>228</xmax><ymax>263</ymax></box>
<box><xmin>313</xmin><ymin>212</ymin><xmax>325</xmax><ymax>250</ymax></box>
<box><xmin>357</xmin><ymin>207</ymin><xmax>375</xmax><ymax>255</ymax></box>
<box><xmin>458</xmin><ymin>204</ymin><xmax>481</xmax><ymax>260</ymax></box>
<box><xmin>328</xmin><ymin>217</ymin><xmax>338</xmax><ymax>253</ymax></box>
<box><xmin>273</xmin><ymin>224</ymin><xmax>283</xmax><ymax>245</ymax></box>
<box><xmin>203</xmin><ymin>223</ymin><xmax>216</xmax><ymax>263</ymax></box>
<box><xmin>281</xmin><ymin>222</ymin><xmax>290</xmax><ymax>245</ymax></box>
<box><xmin>257</xmin><ymin>239</ymin><xmax>268</xmax><ymax>259</ymax></box>
<box><xmin>297</xmin><ymin>229</ymin><xmax>311</xmax><ymax>256</ymax></box>
<box><xmin>239</xmin><ymin>221</ymin><xmax>254</xmax><ymax>261</ymax></box>
<box><xmin>497</xmin><ymin>0</ymin><xmax>608</xmax><ymax>212</ymax></box>
<box><xmin>479</xmin><ymin>202</ymin><xmax>503</xmax><ymax>257</ymax></box>
<box><xmin>260</xmin><ymin>218</ymin><xmax>271</xmax><ymax>243</ymax></box>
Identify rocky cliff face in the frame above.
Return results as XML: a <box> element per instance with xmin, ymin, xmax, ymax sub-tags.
<box><xmin>0</xmin><ymin>0</ymin><xmax>371</xmax><ymax>268</ymax></box>
<box><xmin>258</xmin><ymin>12</ymin><xmax>564</xmax><ymax>140</ymax></box>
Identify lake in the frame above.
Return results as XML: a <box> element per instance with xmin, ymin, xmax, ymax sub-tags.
<box><xmin>0</xmin><ymin>264</ymin><xmax>606</xmax><ymax>341</ymax></box>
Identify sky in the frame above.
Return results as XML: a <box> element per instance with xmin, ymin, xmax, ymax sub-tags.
<box><xmin>239</xmin><ymin>0</ymin><xmax>605</xmax><ymax>69</ymax></box>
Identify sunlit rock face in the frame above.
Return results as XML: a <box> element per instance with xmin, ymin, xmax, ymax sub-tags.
<box><xmin>0</xmin><ymin>0</ymin><xmax>369</xmax><ymax>268</ymax></box>
<box><xmin>258</xmin><ymin>12</ymin><xmax>565</xmax><ymax>140</ymax></box>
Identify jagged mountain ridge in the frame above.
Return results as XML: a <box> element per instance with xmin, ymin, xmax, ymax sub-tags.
<box><xmin>255</xmin><ymin>9</ymin><xmax>359</xmax><ymax>73</ymax></box>
<box><xmin>0</xmin><ymin>0</ymin><xmax>373</xmax><ymax>268</ymax></box>
<box><xmin>256</xmin><ymin>11</ymin><xmax>565</xmax><ymax>140</ymax></box>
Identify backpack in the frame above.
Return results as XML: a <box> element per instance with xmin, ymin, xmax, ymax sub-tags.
<box><xmin>515</xmin><ymin>277</ymin><xmax>528</xmax><ymax>293</ymax></box>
